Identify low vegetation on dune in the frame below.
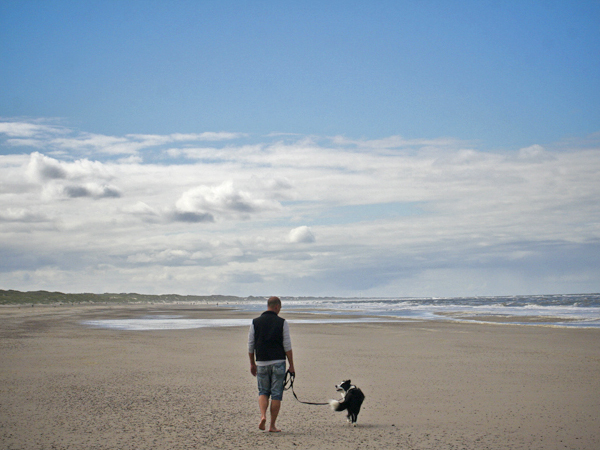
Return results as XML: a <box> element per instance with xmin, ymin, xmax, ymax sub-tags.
<box><xmin>0</xmin><ymin>290</ymin><xmax>241</xmax><ymax>305</ymax></box>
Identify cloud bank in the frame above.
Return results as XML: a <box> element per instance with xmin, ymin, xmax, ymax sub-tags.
<box><xmin>1</xmin><ymin>119</ymin><xmax>599</xmax><ymax>297</ymax></box>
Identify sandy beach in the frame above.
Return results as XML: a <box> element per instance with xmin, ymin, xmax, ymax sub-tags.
<box><xmin>1</xmin><ymin>304</ymin><xmax>599</xmax><ymax>449</ymax></box>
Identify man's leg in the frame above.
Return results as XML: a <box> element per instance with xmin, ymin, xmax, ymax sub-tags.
<box><xmin>258</xmin><ymin>394</ymin><xmax>269</xmax><ymax>430</ymax></box>
<box><xmin>269</xmin><ymin>399</ymin><xmax>281</xmax><ymax>432</ymax></box>
<box><xmin>268</xmin><ymin>362</ymin><xmax>286</xmax><ymax>432</ymax></box>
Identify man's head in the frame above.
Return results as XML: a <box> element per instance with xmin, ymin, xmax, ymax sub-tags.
<box><xmin>267</xmin><ymin>296</ymin><xmax>282</xmax><ymax>314</ymax></box>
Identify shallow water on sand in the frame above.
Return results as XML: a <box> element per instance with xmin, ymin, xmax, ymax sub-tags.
<box><xmin>83</xmin><ymin>316</ymin><xmax>405</xmax><ymax>331</ymax></box>
<box><xmin>82</xmin><ymin>293</ymin><xmax>600</xmax><ymax>330</ymax></box>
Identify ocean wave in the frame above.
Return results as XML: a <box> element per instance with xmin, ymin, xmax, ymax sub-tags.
<box><xmin>230</xmin><ymin>294</ymin><xmax>600</xmax><ymax>328</ymax></box>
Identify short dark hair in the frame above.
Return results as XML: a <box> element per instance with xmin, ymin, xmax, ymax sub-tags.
<box><xmin>267</xmin><ymin>296</ymin><xmax>281</xmax><ymax>309</ymax></box>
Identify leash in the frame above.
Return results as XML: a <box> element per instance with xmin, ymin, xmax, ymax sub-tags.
<box><xmin>284</xmin><ymin>371</ymin><xmax>329</xmax><ymax>406</ymax></box>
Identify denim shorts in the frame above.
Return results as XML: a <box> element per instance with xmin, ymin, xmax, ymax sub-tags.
<box><xmin>256</xmin><ymin>362</ymin><xmax>286</xmax><ymax>401</ymax></box>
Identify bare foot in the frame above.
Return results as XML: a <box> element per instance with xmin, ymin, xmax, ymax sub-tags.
<box><xmin>259</xmin><ymin>418</ymin><xmax>266</xmax><ymax>430</ymax></box>
<box><xmin>268</xmin><ymin>427</ymin><xmax>281</xmax><ymax>432</ymax></box>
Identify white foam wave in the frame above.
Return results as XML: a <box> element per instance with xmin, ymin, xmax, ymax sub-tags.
<box><xmin>227</xmin><ymin>296</ymin><xmax>600</xmax><ymax>327</ymax></box>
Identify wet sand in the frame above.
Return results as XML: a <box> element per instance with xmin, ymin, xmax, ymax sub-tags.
<box><xmin>1</xmin><ymin>304</ymin><xmax>599</xmax><ymax>449</ymax></box>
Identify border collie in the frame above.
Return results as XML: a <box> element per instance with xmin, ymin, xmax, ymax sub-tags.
<box><xmin>329</xmin><ymin>379</ymin><xmax>365</xmax><ymax>426</ymax></box>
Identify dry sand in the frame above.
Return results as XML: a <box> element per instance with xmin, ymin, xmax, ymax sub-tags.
<box><xmin>1</xmin><ymin>304</ymin><xmax>599</xmax><ymax>449</ymax></box>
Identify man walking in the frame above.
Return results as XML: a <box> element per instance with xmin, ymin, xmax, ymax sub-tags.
<box><xmin>248</xmin><ymin>296</ymin><xmax>295</xmax><ymax>432</ymax></box>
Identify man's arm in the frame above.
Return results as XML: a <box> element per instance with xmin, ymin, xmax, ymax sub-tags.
<box><xmin>249</xmin><ymin>352</ymin><xmax>257</xmax><ymax>377</ymax></box>
<box><xmin>248</xmin><ymin>323</ymin><xmax>257</xmax><ymax>376</ymax></box>
<box><xmin>286</xmin><ymin>349</ymin><xmax>295</xmax><ymax>375</ymax></box>
<box><xmin>283</xmin><ymin>320</ymin><xmax>295</xmax><ymax>374</ymax></box>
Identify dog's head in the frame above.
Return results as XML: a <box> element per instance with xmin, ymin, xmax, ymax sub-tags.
<box><xmin>335</xmin><ymin>379</ymin><xmax>352</xmax><ymax>392</ymax></box>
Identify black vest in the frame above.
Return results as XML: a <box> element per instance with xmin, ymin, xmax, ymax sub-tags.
<box><xmin>253</xmin><ymin>311</ymin><xmax>286</xmax><ymax>361</ymax></box>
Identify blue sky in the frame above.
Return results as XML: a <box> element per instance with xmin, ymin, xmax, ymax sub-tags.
<box><xmin>1</xmin><ymin>1</ymin><xmax>599</xmax><ymax>297</ymax></box>
<box><xmin>3</xmin><ymin>1</ymin><xmax>599</xmax><ymax>147</ymax></box>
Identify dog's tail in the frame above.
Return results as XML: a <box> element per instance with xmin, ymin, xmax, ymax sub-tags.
<box><xmin>329</xmin><ymin>399</ymin><xmax>347</xmax><ymax>412</ymax></box>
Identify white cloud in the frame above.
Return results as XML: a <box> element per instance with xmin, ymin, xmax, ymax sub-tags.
<box><xmin>517</xmin><ymin>144</ymin><xmax>554</xmax><ymax>162</ymax></box>
<box><xmin>23</xmin><ymin>152</ymin><xmax>122</xmax><ymax>200</ymax></box>
<box><xmin>172</xmin><ymin>131</ymin><xmax>246</xmax><ymax>141</ymax></box>
<box><xmin>62</xmin><ymin>183</ymin><xmax>122</xmax><ymax>199</ymax></box>
<box><xmin>117</xmin><ymin>155</ymin><xmax>143</xmax><ymax>164</ymax></box>
<box><xmin>0</xmin><ymin>208</ymin><xmax>48</xmax><ymax>223</ymax></box>
<box><xmin>170</xmin><ymin>210</ymin><xmax>215</xmax><ymax>223</ymax></box>
<box><xmin>289</xmin><ymin>226</ymin><xmax>316</xmax><ymax>244</ymax></box>
<box><xmin>26</xmin><ymin>152</ymin><xmax>68</xmax><ymax>181</ymax></box>
<box><xmin>175</xmin><ymin>180</ymin><xmax>281</xmax><ymax>221</ymax></box>
<box><xmin>331</xmin><ymin>134</ymin><xmax>462</xmax><ymax>150</ymax></box>
<box><xmin>0</xmin><ymin>121</ymin><xmax>67</xmax><ymax>138</ymax></box>
<box><xmin>122</xmin><ymin>201</ymin><xmax>159</xmax><ymax>217</ymax></box>
<box><xmin>127</xmin><ymin>249</ymin><xmax>197</xmax><ymax>265</ymax></box>
<box><xmin>1</xmin><ymin>123</ymin><xmax>600</xmax><ymax>296</ymax></box>
<box><xmin>165</xmin><ymin>144</ymin><xmax>265</xmax><ymax>163</ymax></box>
<box><xmin>27</xmin><ymin>152</ymin><xmax>114</xmax><ymax>182</ymax></box>
<box><xmin>1</xmin><ymin>120</ymin><xmax>246</xmax><ymax>157</ymax></box>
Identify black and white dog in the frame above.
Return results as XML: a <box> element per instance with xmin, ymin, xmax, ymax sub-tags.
<box><xmin>329</xmin><ymin>379</ymin><xmax>365</xmax><ymax>426</ymax></box>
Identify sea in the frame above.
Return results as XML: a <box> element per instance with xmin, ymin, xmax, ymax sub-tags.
<box><xmin>84</xmin><ymin>293</ymin><xmax>600</xmax><ymax>331</ymax></box>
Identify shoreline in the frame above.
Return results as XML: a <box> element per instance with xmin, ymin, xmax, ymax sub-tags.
<box><xmin>1</xmin><ymin>304</ymin><xmax>599</xmax><ymax>449</ymax></box>
<box><xmin>2</xmin><ymin>301</ymin><xmax>598</xmax><ymax>330</ymax></box>
<box><xmin>2</xmin><ymin>292</ymin><xmax>599</xmax><ymax>330</ymax></box>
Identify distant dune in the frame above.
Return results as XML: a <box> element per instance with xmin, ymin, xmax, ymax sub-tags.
<box><xmin>0</xmin><ymin>289</ymin><xmax>242</xmax><ymax>305</ymax></box>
